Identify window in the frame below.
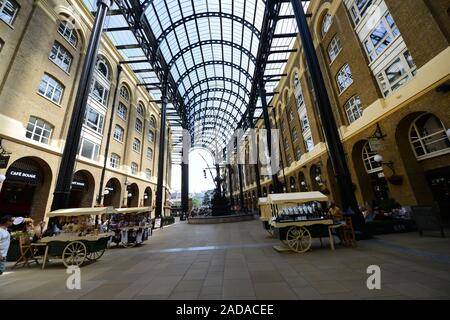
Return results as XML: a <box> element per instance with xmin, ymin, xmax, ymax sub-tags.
<box><xmin>113</xmin><ymin>125</ymin><xmax>124</xmax><ymax>142</ymax></box>
<box><xmin>130</xmin><ymin>162</ymin><xmax>138</xmax><ymax>175</ymax></box>
<box><xmin>26</xmin><ymin>116</ymin><xmax>53</xmax><ymax>144</ymax></box>
<box><xmin>293</xmin><ymin>73</ymin><xmax>305</xmax><ymax>110</ymax></box>
<box><xmin>348</xmin><ymin>0</ymin><xmax>373</xmax><ymax>26</ymax></box>
<box><xmin>147</xmin><ymin>147</ymin><xmax>153</xmax><ymax>160</ymax></box>
<box><xmin>336</xmin><ymin>64</ymin><xmax>353</xmax><ymax>93</ymax></box>
<box><xmin>295</xmin><ymin>147</ymin><xmax>302</xmax><ymax>161</ymax></box>
<box><xmin>0</xmin><ymin>0</ymin><xmax>19</xmax><ymax>25</ymax></box>
<box><xmin>117</xmin><ymin>102</ymin><xmax>127</xmax><ymax>120</ymax></box>
<box><xmin>363</xmin><ymin>13</ymin><xmax>400</xmax><ymax>62</ymax></box>
<box><xmin>292</xmin><ymin>127</ymin><xmax>299</xmax><ymax>142</ymax></box>
<box><xmin>409</xmin><ymin>114</ymin><xmax>450</xmax><ymax>159</ymax></box>
<box><xmin>287</xmin><ymin>154</ymin><xmax>293</xmax><ymax>166</ymax></box>
<box><xmin>288</xmin><ymin>109</ymin><xmax>295</xmax><ymax>122</ymax></box>
<box><xmin>305</xmin><ymin>135</ymin><xmax>314</xmax><ymax>152</ymax></box>
<box><xmin>362</xmin><ymin>142</ymin><xmax>382</xmax><ymax>173</ymax></box>
<box><xmin>377</xmin><ymin>50</ymin><xmax>416</xmax><ymax>97</ymax></box>
<box><xmin>135</xmin><ymin>118</ymin><xmax>143</xmax><ymax>133</ymax></box>
<box><xmin>149</xmin><ymin>116</ymin><xmax>156</xmax><ymax>128</ymax></box>
<box><xmin>37</xmin><ymin>73</ymin><xmax>64</xmax><ymax>104</ymax></box>
<box><xmin>300</xmin><ymin>111</ymin><xmax>310</xmax><ymax>132</ymax></box>
<box><xmin>119</xmin><ymin>86</ymin><xmax>130</xmax><ymax>101</ymax></box>
<box><xmin>345</xmin><ymin>96</ymin><xmax>363</xmax><ymax>124</ymax></box>
<box><xmin>110</xmin><ymin>153</ymin><xmax>120</xmax><ymax>169</ymax></box>
<box><xmin>90</xmin><ymin>79</ymin><xmax>109</xmax><ymax>106</ymax></box>
<box><xmin>137</xmin><ymin>104</ymin><xmax>144</xmax><ymax>117</ymax></box>
<box><xmin>84</xmin><ymin>107</ymin><xmax>104</xmax><ymax>133</ymax></box>
<box><xmin>328</xmin><ymin>35</ymin><xmax>342</xmax><ymax>63</ymax></box>
<box><xmin>49</xmin><ymin>41</ymin><xmax>72</xmax><ymax>72</ymax></box>
<box><xmin>79</xmin><ymin>138</ymin><xmax>99</xmax><ymax>160</ymax></box>
<box><xmin>95</xmin><ymin>57</ymin><xmax>110</xmax><ymax>80</ymax></box>
<box><xmin>148</xmin><ymin>130</ymin><xmax>155</xmax><ymax>142</ymax></box>
<box><xmin>58</xmin><ymin>20</ymin><xmax>78</xmax><ymax>47</ymax></box>
<box><xmin>321</xmin><ymin>14</ymin><xmax>333</xmax><ymax>37</ymax></box>
<box><xmin>145</xmin><ymin>169</ymin><xmax>151</xmax><ymax>179</ymax></box>
<box><xmin>132</xmin><ymin>138</ymin><xmax>141</xmax><ymax>153</ymax></box>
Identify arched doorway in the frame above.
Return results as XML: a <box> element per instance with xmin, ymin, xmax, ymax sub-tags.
<box><xmin>309</xmin><ymin>165</ymin><xmax>321</xmax><ymax>191</ymax></box>
<box><xmin>144</xmin><ymin>187</ymin><xmax>152</xmax><ymax>207</ymax></box>
<box><xmin>396</xmin><ymin>112</ymin><xmax>450</xmax><ymax>222</ymax></box>
<box><xmin>126</xmin><ymin>183</ymin><xmax>139</xmax><ymax>207</ymax></box>
<box><xmin>289</xmin><ymin>176</ymin><xmax>297</xmax><ymax>192</ymax></box>
<box><xmin>0</xmin><ymin>157</ymin><xmax>52</xmax><ymax>221</ymax></box>
<box><xmin>352</xmin><ymin>140</ymin><xmax>389</xmax><ymax>207</ymax></box>
<box><xmin>298</xmin><ymin>171</ymin><xmax>308</xmax><ymax>192</ymax></box>
<box><xmin>103</xmin><ymin>178</ymin><xmax>121</xmax><ymax>207</ymax></box>
<box><xmin>69</xmin><ymin>170</ymin><xmax>95</xmax><ymax>208</ymax></box>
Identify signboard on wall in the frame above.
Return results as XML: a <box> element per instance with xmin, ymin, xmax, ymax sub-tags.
<box><xmin>6</xmin><ymin>167</ymin><xmax>40</xmax><ymax>185</ymax></box>
<box><xmin>0</xmin><ymin>156</ymin><xmax>10</xmax><ymax>169</ymax></box>
<box><xmin>154</xmin><ymin>218</ymin><xmax>161</xmax><ymax>228</ymax></box>
<box><xmin>368</xmin><ymin>138</ymin><xmax>384</xmax><ymax>152</ymax></box>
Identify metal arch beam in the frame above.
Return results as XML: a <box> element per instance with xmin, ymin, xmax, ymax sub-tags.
<box><xmin>176</xmin><ymin>60</ymin><xmax>253</xmax><ymax>88</ymax></box>
<box><xmin>190</xmin><ymin>128</ymin><xmax>229</xmax><ymax>148</ymax></box>
<box><xmin>191</xmin><ymin>119</ymin><xmax>235</xmax><ymax>134</ymax></box>
<box><xmin>188</xmin><ymin>100</ymin><xmax>243</xmax><ymax>121</ymax></box>
<box><xmin>182</xmin><ymin>76</ymin><xmax>250</xmax><ymax>102</ymax></box>
<box><xmin>168</xmin><ymin>40</ymin><xmax>257</xmax><ymax>69</ymax></box>
<box><xmin>155</xmin><ymin>11</ymin><xmax>261</xmax><ymax>45</ymax></box>
<box><xmin>185</xmin><ymin>88</ymin><xmax>248</xmax><ymax>112</ymax></box>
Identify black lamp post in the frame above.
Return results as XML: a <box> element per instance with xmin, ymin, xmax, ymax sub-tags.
<box><xmin>51</xmin><ymin>0</ymin><xmax>112</xmax><ymax>211</ymax></box>
<box><xmin>290</xmin><ymin>0</ymin><xmax>366</xmax><ymax>237</ymax></box>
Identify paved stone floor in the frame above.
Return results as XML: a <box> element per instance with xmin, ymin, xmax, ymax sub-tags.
<box><xmin>1</xmin><ymin>218</ymin><xmax>450</xmax><ymax>300</ymax></box>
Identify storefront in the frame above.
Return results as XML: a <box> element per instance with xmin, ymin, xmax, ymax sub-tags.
<box><xmin>68</xmin><ymin>170</ymin><xmax>95</xmax><ymax>208</ymax></box>
<box><xmin>126</xmin><ymin>183</ymin><xmax>139</xmax><ymax>207</ymax></box>
<box><xmin>103</xmin><ymin>177</ymin><xmax>121</xmax><ymax>207</ymax></box>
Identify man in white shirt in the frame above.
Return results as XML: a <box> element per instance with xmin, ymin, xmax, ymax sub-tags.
<box><xmin>0</xmin><ymin>216</ymin><xmax>13</xmax><ymax>275</ymax></box>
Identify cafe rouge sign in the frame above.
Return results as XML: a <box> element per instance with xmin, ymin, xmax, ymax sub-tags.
<box><xmin>6</xmin><ymin>167</ymin><xmax>40</xmax><ymax>184</ymax></box>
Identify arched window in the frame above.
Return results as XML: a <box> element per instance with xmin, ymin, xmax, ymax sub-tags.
<box><xmin>117</xmin><ymin>102</ymin><xmax>127</xmax><ymax>120</ymax></box>
<box><xmin>135</xmin><ymin>118</ymin><xmax>143</xmax><ymax>133</ymax></box>
<box><xmin>130</xmin><ymin>162</ymin><xmax>138</xmax><ymax>175</ymax></box>
<box><xmin>26</xmin><ymin>116</ymin><xmax>53</xmax><ymax>144</ymax></box>
<box><xmin>145</xmin><ymin>169</ymin><xmax>152</xmax><ymax>179</ymax></box>
<box><xmin>1</xmin><ymin>0</ymin><xmax>19</xmax><ymax>25</ymax></box>
<box><xmin>119</xmin><ymin>86</ymin><xmax>130</xmax><ymax>101</ymax></box>
<box><xmin>110</xmin><ymin>153</ymin><xmax>120</xmax><ymax>168</ymax></box>
<box><xmin>293</xmin><ymin>72</ymin><xmax>304</xmax><ymax>110</ymax></box>
<box><xmin>409</xmin><ymin>113</ymin><xmax>450</xmax><ymax>159</ymax></box>
<box><xmin>321</xmin><ymin>14</ymin><xmax>333</xmax><ymax>37</ymax></box>
<box><xmin>362</xmin><ymin>142</ymin><xmax>382</xmax><ymax>173</ymax></box>
<box><xmin>137</xmin><ymin>103</ymin><xmax>144</xmax><ymax>117</ymax></box>
<box><xmin>336</xmin><ymin>64</ymin><xmax>353</xmax><ymax>92</ymax></box>
<box><xmin>132</xmin><ymin>138</ymin><xmax>141</xmax><ymax>153</ymax></box>
<box><xmin>328</xmin><ymin>35</ymin><xmax>342</xmax><ymax>63</ymax></box>
<box><xmin>57</xmin><ymin>19</ymin><xmax>78</xmax><ymax>47</ymax></box>
<box><xmin>95</xmin><ymin>56</ymin><xmax>110</xmax><ymax>80</ymax></box>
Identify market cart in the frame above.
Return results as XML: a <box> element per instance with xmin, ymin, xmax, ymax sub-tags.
<box><xmin>258</xmin><ymin>197</ymin><xmax>273</xmax><ymax>236</ymax></box>
<box><xmin>39</xmin><ymin>207</ymin><xmax>115</xmax><ymax>268</ymax></box>
<box><xmin>108</xmin><ymin>207</ymin><xmax>152</xmax><ymax>248</ymax></box>
<box><xmin>267</xmin><ymin>192</ymin><xmax>335</xmax><ymax>253</ymax></box>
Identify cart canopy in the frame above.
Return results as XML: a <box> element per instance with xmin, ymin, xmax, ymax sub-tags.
<box><xmin>267</xmin><ymin>192</ymin><xmax>329</xmax><ymax>204</ymax></box>
<box><xmin>114</xmin><ymin>207</ymin><xmax>151</xmax><ymax>214</ymax></box>
<box><xmin>46</xmin><ymin>207</ymin><xmax>116</xmax><ymax>218</ymax></box>
<box><xmin>258</xmin><ymin>197</ymin><xmax>268</xmax><ymax>205</ymax></box>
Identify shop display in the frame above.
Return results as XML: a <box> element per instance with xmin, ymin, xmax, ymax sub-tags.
<box><xmin>276</xmin><ymin>201</ymin><xmax>327</xmax><ymax>222</ymax></box>
<box><xmin>108</xmin><ymin>207</ymin><xmax>152</xmax><ymax>248</ymax></box>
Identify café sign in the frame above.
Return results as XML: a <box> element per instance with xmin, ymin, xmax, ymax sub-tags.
<box><xmin>6</xmin><ymin>168</ymin><xmax>40</xmax><ymax>184</ymax></box>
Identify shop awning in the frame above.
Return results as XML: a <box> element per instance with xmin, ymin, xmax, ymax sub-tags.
<box><xmin>267</xmin><ymin>192</ymin><xmax>329</xmax><ymax>205</ymax></box>
<box><xmin>46</xmin><ymin>207</ymin><xmax>116</xmax><ymax>217</ymax></box>
<box><xmin>114</xmin><ymin>207</ymin><xmax>151</xmax><ymax>214</ymax></box>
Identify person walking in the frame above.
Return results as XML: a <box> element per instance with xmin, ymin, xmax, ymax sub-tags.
<box><xmin>0</xmin><ymin>216</ymin><xmax>13</xmax><ymax>275</ymax></box>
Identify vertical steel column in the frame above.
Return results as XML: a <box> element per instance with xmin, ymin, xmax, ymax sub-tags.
<box><xmin>237</xmin><ymin>163</ymin><xmax>245</xmax><ymax>211</ymax></box>
<box><xmin>227</xmin><ymin>164</ymin><xmax>234</xmax><ymax>206</ymax></box>
<box><xmin>290</xmin><ymin>0</ymin><xmax>366</xmax><ymax>235</ymax></box>
<box><xmin>155</xmin><ymin>79</ymin><xmax>168</xmax><ymax>219</ymax></box>
<box><xmin>51</xmin><ymin>0</ymin><xmax>112</xmax><ymax>211</ymax></box>
<box><xmin>181</xmin><ymin>159</ymin><xmax>189</xmax><ymax>215</ymax></box>
<box><xmin>249</xmin><ymin>120</ymin><xmax>262</xmax><ymax>199</ymax></box>
<box><xmin>97</xmin><ymin>65</ymin><xmax>122</xmax><ymax>205</ymax></box>
<box><xmin>259</xmin><ymin>86</ymin><xmax>281</xmax><ymax>193</ymax></box>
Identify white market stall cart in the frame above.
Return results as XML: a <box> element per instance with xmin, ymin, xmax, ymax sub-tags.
<box><xmin>39</xmin><ymin>207</ymin><xmax>115</xmax><ymax>268</ymax></box>
<box><xmin>108</xmin><ymin>207</ymin><xmax>152</xmax><ymax>248</ymax></box>
<box><xmin>258</xmin><ymin>197</ymin><xmax>274</xmax><ymax>236</ymax></box>
<box><xmin>267</xmin><ymin>192</ymin><xmax>335</xmax><ymax>253</ymax></box>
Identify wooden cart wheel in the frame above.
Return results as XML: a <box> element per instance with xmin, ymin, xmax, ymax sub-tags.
<box><xmin>86</xmin><ymin>249</ymin><xmax>105</xmax><ymax>261</ymax></box>
<box><xmin>286</xmin><ymin>226</ymin><xmax>312</xmax><ymax>253</ymax></box>
<box><xmin>62</xmin><ymin>241</ymin><xmax>87</xmax><ymax>267</ymax></box>
<box><xmin>267</xmin><ymin>224</ymin><xmax>275</xmax><ymax>237</ymax></box>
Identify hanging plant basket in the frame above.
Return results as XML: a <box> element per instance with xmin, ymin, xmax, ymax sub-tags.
<box><xmin>388</xmin><ymin>174</ymin><xmax>403</xmax><ymax>185</ymax></box>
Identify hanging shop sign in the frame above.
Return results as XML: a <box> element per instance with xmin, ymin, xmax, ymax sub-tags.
<box><xmin>105</xmin><ymin>186</ymin><xmax>114</xmax><ymax>192</ymax></box>
<box><xmin>71</xmin><ymin>180</ymin><xmax>86</xmax><ymax>189</ymax></box>
<box><xmin>0</xmin><ymin>155</ymin><xmax>10</xmax><ymax>169</ymax></box>
<box><xmin>368</xmin><ymin>138</ymin><xmax>384</xmax><ymax>152</ymax></box>
<box><xmin>6</xmin><ymin>167</ymin><xmax>40</xmax><ymax>184</ymax></box>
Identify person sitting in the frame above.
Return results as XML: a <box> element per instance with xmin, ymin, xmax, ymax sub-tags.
<box><xmin>328</xmin><ymin>202</ymin><xmax>343</xmax><ymax>223</ymax></box>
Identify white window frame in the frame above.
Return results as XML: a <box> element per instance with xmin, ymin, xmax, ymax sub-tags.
<box><xmin>130</xmin><ymin>162</ymin><xmax>138</xmax><ymax>175</ymax></box>
<box><xmin>362</xmin><ymin>142</ymin><xmax>382</xmax><ymax>173</ymax></box>
<box><xmin>137</xmin><ymin>105</ymin><xmax>144</xmax><ymax>117</ymax></box>
<box><xmin>135</xmin><ymin>118</ymin><xmax>143</xmax><ymax>133</ymax></box>
<box><xmin>363</xmin><ymin>12</ymin><xmax>400</xmax><ymax>62</ymax></box>
<box><xmin>113</xmin><ymin>125</ymin><xmax>124</xmax><ymax>142</ymax></box>
<box><xmin>346</xmin><ymin>0</ymin><xmax>373</xmax><ymax>26</ymax></box>
<box><xmin>78</xmin><ymin>138</ymin><xmax>99</xmax><ymax>161</ymax></box>
<box><xmin>409</xmin><ymin>113</ymin><xmax>450</xmax><ymax>160</ymax></box>
<box><xmin>119</xmin><ymin>86</ymin><xmax>130</xmax><ymax>101</ymax></box>
<box><xmin>25</xmin><ymin>116</ymin><xmax>53</xmax><ymax>144</ymax></box>
<box><xmin>345</xmin><ymin>95</ymin><xmax>363</xmax><ymax>124</ymax></box>
<box><xmin>110</xmin><ymin>153</ymin><xmax>120</xmax><ymax>169</ymax></box>
<box><xmin>148</xmin><ymin>129</ymin><xmax>155</xmax><ymax>142</ymax></box>
<box><xmin>132</xmin><ymin>138</ymin><xmax>141</xmax><ymax>153</ymax></box>
<box><xmin>336</xmin><ymin>63</ymin><xmax>353</xmax><ymax>93</ymax></box>
<box><xmin>90</xmin><ymin>79</ymin><xmax>109</xmax><ymax>106</ymax></box>
<box><xmin>117</xmin><ymin>102</ymin><xmax>127</xmax><ymax>120</ymax></box>
<box><xmin>49</xmin><ymin>41</ymin><xmax>73</xmax><ymax>73</ymax></box>
<box><xmin>1</xmin><ymin>0</ymin><xmax>19</xmax><ymax>26</ymax></box>
<box><xmin>37</xmin><ymin>73</ymin><xmax>64</xmax><ymax>104</ymax></box>
<box><xmin>147</xmin><ymin>147</ymin><xmax>153</xmax><ymax>160</ymax></box>
<box><xmin>328</xmin><ymin>35</ymin><xmax>343</xmax><ymax>63</ymax></box>
<box><xmin>57</xmin><ymin>20</ymin><xmax>78</xmax><ymax>48</ymax></box>
<box><xmin>321</xmin><ymin>14</ymin><xmax>333</xmax><ymax>37</ymax></box>
<box><xmin>145</xmin><ymin>169</ymin><xmax>152</xmax><ymax>179</ymax></box>
<box><xmin>84</xmin><ymin>107</ymin><xmax>104</xmax><ymax>134</ymax></box>
<box><xmin>376</xmin><ymin>50</ymin><xmax>416</xmax><ymax>97</ymax></box>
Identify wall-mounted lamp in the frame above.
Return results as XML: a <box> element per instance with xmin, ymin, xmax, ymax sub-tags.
<box><xmin>103</xmin><ymin>189</ymin><xmax>110</xmax><ymax>195</ymax></box>
<box><xmin>446</xmin><ymin>128</ymin><xmax>450</xmax><ymax>139</ymax></box>
<box><xmin>144</xmin><ymin>193</ymin><xmax>148</xmax><ymax>200</ymax></box>
<box><xmin>0</xmin><ymin>174</ymin><xmax>6</xmax><ymax>183</ymax></box>
<box><xmin>374</xmin><ymin>154</ymin><xmax>395</xmax><ymax>174</ymax></box>
<box><xmin>128</xmin><ymin>192</ymin><xmax>133</xmax><ymax>198</ymax></box>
